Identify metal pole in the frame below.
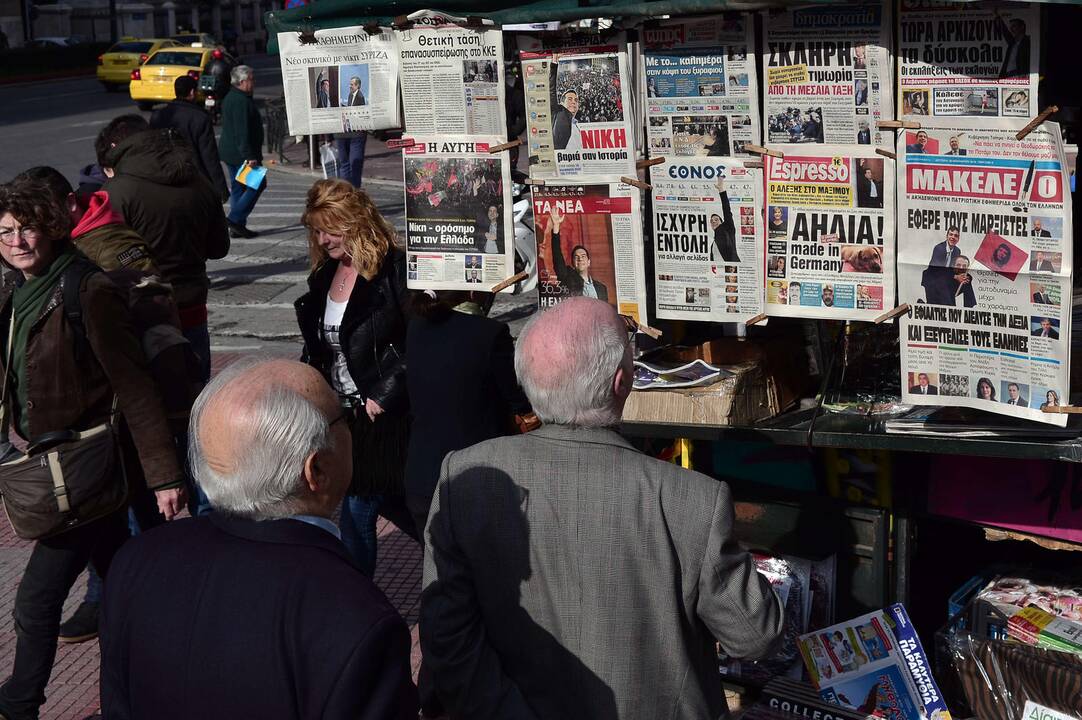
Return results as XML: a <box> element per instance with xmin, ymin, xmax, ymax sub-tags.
<box><xmin>108</xmin><ymin>0</ymin><xmax>118</xmax><ymax>42</ymax></box>
<box><xmin>309</xmin><ymin>135</ymin><xmax>315</xmax><ymax>171</ymax></box>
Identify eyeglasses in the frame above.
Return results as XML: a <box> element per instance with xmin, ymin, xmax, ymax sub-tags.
<box><xmin>0</xmin><ymin>225</ymin><xmax>41</xmax><ymax>245</ymax></box>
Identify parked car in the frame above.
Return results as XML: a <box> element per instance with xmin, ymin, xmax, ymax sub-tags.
<box><xmin>97</xmin><ymin>37</ymin><xmax>180</xmax><ymax>92</ymax></box>
<box><xmin>170</xmin><ymin>32</ymin><xmax>220</xmax><ymax>48</ymax></box>
<box><xmin>24</xmin><ymin>37</ymin><xmax>77</xmax><ymax>48</ymax></box>
<box><xmin>128</xmin><ymin>46</ymin><xmax>233</xmax><ymax>111</ymax></box>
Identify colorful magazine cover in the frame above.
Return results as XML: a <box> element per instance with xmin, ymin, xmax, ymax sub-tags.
<box><xmin>886</xmin><ymin>604</ymin><xmax>952</xmax><ymax>720</ymax></box>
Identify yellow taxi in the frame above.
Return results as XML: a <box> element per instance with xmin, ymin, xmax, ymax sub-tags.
<box><xmin>129</xmin><ymin>46</ymin><xmax>217</xmax><ymax>111</ymax></box>
<box><xmin>97</xmin><ymin>37</ymin><xmax>179</xmax><ymax>91</ymax></box>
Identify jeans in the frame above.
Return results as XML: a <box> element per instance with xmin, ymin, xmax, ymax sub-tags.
<box><xmin>338</xmin><ymin>494</ymin><xmax>419</xmax><ymax>577</ymax></box>
<box><xmin>225</xmin><ymin>163</ymin><xmax>266</xmax><ymax>227</ymax></box>
<box><xmin>335</xmin><ymin>133</ymin><xmax>368</xmax><ymax>187</ymax></box>
<box><xmin>0</xmin><ymin>509</ymin><xmax>129</xmax><ymax>719</ymax></box>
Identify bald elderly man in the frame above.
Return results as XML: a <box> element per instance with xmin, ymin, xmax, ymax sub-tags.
<box><xmin>99</xmin><ymin>359</ymin><xmax>418</xmax><ymax>719</ymax></box>
<box><xmin>420</xmin><ymin>297</ymin><xmax>783</xmax><ymax>719</ymax></box>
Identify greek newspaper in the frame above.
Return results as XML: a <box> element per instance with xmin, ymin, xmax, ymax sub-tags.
<box><xmin>898</xmin><ymin>1</ymin><xmax>1039</xmax><ymax>119</ymax></box>
<box><xmin>642</xmin><ymin>15</ymin><xmax>760</xmax><ymax>158</ymax></box>
<box><xmin>396</xmin><ymin>11</ymin><xmax>507</xmax><ymax>137</ymax></box>
<box><xmin>532</xmin><ymin>181</ymin><xmax>648</xmax><ymax>321</ymax></box>
<box><xmin>763</xmin><ymin>4</ymin><xmax>894</xmax><ymax>149</ymax></box>
<box><xmin>522</xmin><ymin>50</ymin><xmax>637</xmax><ymax>178</ymax></box>
<box><xmin>403</xmin><ymin>136</ymin><xmax>514</xmax><ymax>292</ymax></box>
<box><xmin>896</xmin><ymin>118</ymin><xmax>1073</xmax><ymax>426</ymax></box>
<box><xmin>277</xmin><ymin>26</ymin><xmax>400</xmax><ymax>135</ymax></box>
<box><xmin>650</xmin><ymin>158</ymin><xmax>764</xmax><ymax>322</ymax></box>
<box><xmin>764</xmin><ymin>146</ymin><xmax>896</xmax><ymax>321</ymax></box>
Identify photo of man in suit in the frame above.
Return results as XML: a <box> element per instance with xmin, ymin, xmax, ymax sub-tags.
<box><xmin>928</xmin><ymin>226</ymin><xmax>962</xmax><ymax>268</ymax></box>
<box><xmin>856</xmin><ymin>166</ymin><xmax>883</xmax><ymax>209</ymax></box>
<box><xmin>996</xmin><ymin>13</ymin><xmax>1030</xmax><ymax>78</ymax></box>
<box><xmin>343</xmin><ymin>76</ymin><xmax>366</xmax><ymax>106</ymax></box>
<box><xmin>552</xmin><ymin>90</ymin><xmax>580</xmax><ymax>151</ymax></box>
<box><xmin>906</xmin><ymin>130</ymin><xmax>930</xmax><ymax>153</ymax></box>
<box><xmin>475</xmin><ymin>204</ymin><xmax>504</xmax><ymax>254</ymax></box>
<box><xmin>1032</xmin><ymin>284</ymin><xmax>1052</xmax><ymax>305</ymax></box>
<box><xmin>1004</xmin><ymin>382</ymin><xmax>1028</xmax><ymax>407</ymax></box>
<box><xmin>1031</xmin><ymin>251</ymin><xmax>1056</xmax><ymax>272</ymax></box>
<box><xmin>1031</xmin><ymin>218</ymin><xmax>1052</xmax><ymax>237</ymax></box>
<box><xmin>945</xmin><ymin>136</ymin><xmax>967</xmax><ymax>155</ymax></box>
<box><xmin>856</xmin><ymin>121</ymin><xmax>871</xmax><ymax>145</ymax></box>
<box><xmin>909</xmin><ymin>372</ymin><xmax>939</xmax><ymax>395</ymax></box>
<box><xmin>543</xmin><ymin>206</ymin><xmax>609</xmax><ymax>302</ymax></box>
<box><xmin>1032</xmin><ymin>317</ymin><xmax>1059</xmax><ymax>339</ymax></box>
<box><xmin>316</xmin><ymin>77</ymin><xmax>332</xmax><ymax>108</ymax></box>
<box><xmin>419</xmin><ymin>297</ymin><xmax>783</xmax><ymax>720</ymax></box>
<box><xmin>853</xmin><ymin>80</ymin><xmax>868</xmax><ymax>107</ymax></box>
<box><xmin>923</xmin><ymin>255</ymin><xmax>977</xmax><ymax>307</ymax></box>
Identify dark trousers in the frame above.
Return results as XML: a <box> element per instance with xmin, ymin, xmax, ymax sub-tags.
<box><xmin>335</xmin><ymin>133</ymin><xmax>368</xmax><ymax>187</ymax></box>
<box><xmin>224</xmin><ymin>164</ymin><xmax>266</xmax><ymax>227</ymax></box>
<box><xmin>0</xmin><ymin>508</ymin><xmax>129</xmax><ymax>719</ymax></box>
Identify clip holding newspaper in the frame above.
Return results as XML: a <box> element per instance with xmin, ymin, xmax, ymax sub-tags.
<box><xmin>763</xmin><ymin>4</ymin><xmax>894</xmax><ymax>150</ymax></box>
<box><xmin>395</xmin><ymin>10</ymin><xmax>507</xmax><ymax>137</ymax></box>
<box><xmin>642</xmin><ymin>15</ymin><xmax>761</xmax><ymax>158</ymax></box>
<box><xmin>403</xmin><ymin>136</ymin><xmax>514</xmax><ymax>292</ymax></box>
<box><xmin>650</xmin><ymin>158</ymin><xmax>765</xmax><ymax>323</ymax></box>
<box><xmin>277</xmin><ymin>25</ymin><xmax>401</xmax><ymax>136</ymax></box>
<box><xmin>532</xmin><ymin>179</ymin><xmax>648</xmax><ymax>322</ymax></box>
<box><xmin>764</xmin><ymin>145</ymin><xmax>896</xmax><ymax>321</ymax></box>
<box><xmin>896</xmin><ymin>117</ymin><xmax>1073</xmax><ymax>427</ymax></box>
<box><xmin>897</xmin><ymin>2</ymin><xmax>1040</xmax><ymax>120</ymax></box>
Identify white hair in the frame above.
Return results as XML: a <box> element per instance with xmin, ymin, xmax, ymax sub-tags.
<box><xmin>230</xmin><ymin>64</ymin><xmax>253</xmax><ymax>86</ymax></box>
<box><xmin>189</xmin><ymin>360</ymin><xmax>334</xmax><ymax>519</ymax></box>
<box><xmin>514</xmin><ymin>308</ymin><xmax>628</xmax><ymax>427</ymax></box>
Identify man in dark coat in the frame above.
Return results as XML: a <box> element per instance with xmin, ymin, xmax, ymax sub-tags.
<box><xmin>552</xmin><ymin>90</ymin><xmax>579</xmax><ymax>151</ymax></box>
<box><xmin>856</xmin><ymin>167</ymin><xmax>883</xmax><ymax>209</ymax></box>
<box><xmin>544</xmin><ymin>207</ymin><xmax>609</xmax><ymax>302</ymax></box>
<box><xmin>100</xmin><ymin>359</ymin><xmax>418</xmax><ymax>719</ymax></box>
<box><xmin>150</xmin><ymin>75</ymin><xmax>229</xmax><ymax>201</ymax></box>
<box><xmin>99</xmin><ymin>115</ymin><xmax>230</xmax><ymax>383</ymax></box>
<box><xmin>218</xmin><ymin>64</ymin><xmax>266</xmax><ymax>238</ymax></box>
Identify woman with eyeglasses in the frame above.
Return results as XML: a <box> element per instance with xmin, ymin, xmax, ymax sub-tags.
<box><xmin>295</xmin><ymin>179</ymin><xmax>418</xmax><ymax>576</ymax></box>
<box><xmin>0</xmin><ymin>179</ymin><xmax>183</xmax><ymax>719</ymax></box>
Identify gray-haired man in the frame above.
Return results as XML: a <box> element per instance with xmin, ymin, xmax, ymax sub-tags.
<box><xmin>420</xmin><ymin>297</ymin><xmax>783</xmax><ymax>719</ymax></box>
<box><xmin>99</xmin><ymin>359</ymin><xmax>418</xmax><ymax>719</ymax></box>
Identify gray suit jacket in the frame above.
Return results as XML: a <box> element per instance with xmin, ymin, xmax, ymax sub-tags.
<box><xmin>420</xmin><ymin>424</ymin><xmax>783</xmax><ymax>720</ymax></box>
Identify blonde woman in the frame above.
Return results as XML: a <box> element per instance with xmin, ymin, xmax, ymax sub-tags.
<box><xmin>295</xmin><ymin>179</ymin><xmax>417</xmax><ymax>575</ymax></box>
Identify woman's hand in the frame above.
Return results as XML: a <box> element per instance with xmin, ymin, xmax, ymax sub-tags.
<box><xmin>155</xmin><ymin>486</ymin><xmax>188</xmax><ymax>521</ymax></box>
<box><xmin>365</xmin><ymin>398</ymin><xmax>385</xmax><ymax>422</ymax></box>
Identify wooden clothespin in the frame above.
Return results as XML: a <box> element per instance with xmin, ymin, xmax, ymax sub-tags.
<box><xmin>1016</xmin><ymin>106</ymin><xmax>1059</xmax><ymax>141</ymax></box>
<box><xmin>487</xmin><ymin>138</ymin><xmax>524</xmax><ymax>154</ymax></box>
<box><xmin>636</xmin><ymin>322</ymin><xmax>663</xmax><ymax>340</ymax></box>
<box><xmin>363</xmin><ymin>22</ymin><xmax>383</xmax><ymax>36</ymax></box>
<box><xmin>1041</xmin><ymin>405</ymin><xmax>1082</xmax><ymax>414</ymax></box>
<box><xmin>297</xmin><ymin>17</ymin><xmax>318</xmax><ymax>45</ymax></box>
<box><xmin>464</xmin><ymin>16</ymin><xmax>487</xmax><ymax>28</ymax></box>
<box><xmin>524</xmin><ymin>177</ymin><xmax>546</xmax><ymax>186</ymax></box>
<box><xmin>743</xmin><ymin>144</ymin><xmax>783</xmax><ymax>158</ymax></box>
<box><xmin>875</xmin><ymin>149</ymin><xmax>896</xmax><ymax>160</ymax></box>
<box><xmin>636</xmin><ymin>157</ymin><xmax>665</xmax><ymax>170</ymax></box>
<box><xmin>743</xmin><ymin>160</ymin><xmax>763</xmax><ymax>169</ymax></box>
<box><xmin>491</xmin><ymin>270</ymin><xmax>529</xmax><ymax>294</ymax></box>
<box><xmin>744</xmin><ymin>312</ymin><xmax>768</xmax><ymax>326</ymax></box>
<box><xmin>874</xmin><ymin>303</ymin><xmax>910</xmax><ymax>324</ymax></box>
<box><xmin>620</xmin><ymin>176</ymin><xmax>651</xmax><ymax>190</ymax></box>
<box><xmin>876</xmin><ymin>120</ymin><xmax>921</xmax><ymax>130</ymax></box>
<box><xmin>392</xmin><ymin>14</ymin><xmax>412</xmax><ymax>30</ymax></box>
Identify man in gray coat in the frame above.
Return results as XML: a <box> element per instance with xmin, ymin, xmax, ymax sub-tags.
<box><xmin>420</xmin><ymin>297</ymin><xmax>783</xmax><ymax>719</ymax></box>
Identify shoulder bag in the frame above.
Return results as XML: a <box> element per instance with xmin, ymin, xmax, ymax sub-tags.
<box><xmin>0</xmin><ymin>311</ymin><xmax>127</xmax><ymax>540</ymax></box>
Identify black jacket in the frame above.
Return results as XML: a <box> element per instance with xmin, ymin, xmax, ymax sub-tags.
<box><xmin>713</xmin><ymin>191</ymin><xmax>740</xmax><ymax>262</ymax></box>
<box><xmin>103</xmin><ymin>129</ymin><xmax>230</xmax><ymax>309</ymax></box>
<box><xmin>405</xmin><ymin>312</ymin><xmax>529</xmax><ymax>504</ymax></box>
<box><xmin>150</xmin><ymin>100</ymin><xmax>229</xmax><ymax>200</ymax></box>
<box><xmin>553</xmin><ymin>106</ymin><xmax>574</xmax><ymax>150</ymax></box>
<box><xmin>100</xmin><ymin>514</ymin><xmax>418</xmax><ymax>719</ymax></box>
<box><xmin>296</xmin><ymin>249</ymin><xmax>411</xmax><ymax>412</ymax></box>
<box><xmin>551</xmin><ymin>231</ymin><xmax>608</xmax><ymax>302</ymax></box>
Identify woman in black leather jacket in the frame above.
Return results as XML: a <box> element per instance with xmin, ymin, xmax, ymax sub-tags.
<box><xmin>295</xmin><ymin>179</ymin><xmax>417</xmax><ymax>575</ymax></box>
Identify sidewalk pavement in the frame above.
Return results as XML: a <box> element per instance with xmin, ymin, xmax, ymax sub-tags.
<box><xmin>0</xmin><ymin>353</ymin><xmax>424</xmax><ymax>719</ymax></box>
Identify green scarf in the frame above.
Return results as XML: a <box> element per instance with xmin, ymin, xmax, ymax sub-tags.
<box><xmin>9</xmin><ymin>249</ymin><xmax>77</xmax><ymax>438</ymax></box>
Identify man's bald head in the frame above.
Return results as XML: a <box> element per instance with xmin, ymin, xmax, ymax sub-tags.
<box><xmin>191</xmin><ymin>359</ymin><xmax>349</xmax><ymax>519</ymax></box>
<box><xmin>515</xmin><ymin>297</ymin><xmax>632</xmax><ymax>427</ymax></box>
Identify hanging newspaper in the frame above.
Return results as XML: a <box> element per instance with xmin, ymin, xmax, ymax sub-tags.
<box><xmin>650</xmin><ymin>158</ymin><xmax>764</xmax><ymax>322</ymax></box>
<box><xmin>764</xmin><ymin>146</ymin><xmax>896</xmax><ymax>320</ymax></box>
<box><xmin>763</xmin><ymin>4</ymin><xmax>894</xmax><ymax>149</ymax></box>
<box><xmin>277</xmin><ymin>26</ymin><xmax>400</xmax><ymax>135</ymax></box>
<box><xmin>896</xmin><ymin>117</ymin><xmax>1073</xmax><ymax>427</ymax></box>
<box><xmin>396</xmin><ymin>10</ymin><xmax>507</xmax><ymax>137</ymax></box>
<box><xmin>522</xmin><ymin>50</ymin><xmax>637</xmax><ymax>178</ymax></box>
<box><xmin>642</xmin><ymin>15</ymin><xmax>760</xmax><ymax>158</ymax></box>
<box><xmin>897</xmin><ymin>2</ymin><xmax>1039</xmax><ymax>120</ymax></box>
<box><xmin>403</xmin><ymin>135</ymin><xmax>514</xmax><ymax>292</ymax></box>
<box><xmin>532</xmin><ymin>180</ymin><xmax>648</xmax><ymax>321</ymax></box>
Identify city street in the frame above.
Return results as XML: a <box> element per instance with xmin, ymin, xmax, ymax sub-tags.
<box><xmin>0</xmin><ymin>51</ymin><xmax>535</xmax><ymax>718</ymax></box>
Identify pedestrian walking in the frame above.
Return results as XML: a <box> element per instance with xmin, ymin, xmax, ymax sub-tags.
<box><xmin>150</xmin><ymin>75</ymin><xmax>229</xmax><ymax>201</ymax></box>
<box><xmin>420</xmin><ymin>297</ymin><xmax>784</xmax><ymax>719</ymax></box>
<box><xmin>218</xmin><ymin>65</ymin><xmax>266</xmax><ymax>239</ymax></box>
<box><xmin>100</xmin><ymin>359</ymin><xmax>418</xmax><ymax>719</ymax></box>
<box><xmin>334</xmin><ymin>129</ymin><xmax>367</xmax><ymax>187</ymax></box>
<box><xmin>0</xmin><ymin>179</ymin><xmax>184</xmax><ymax>720</ymax></box>
<box><xmin>295</xmin><ymin>179</ymin><xmax>417</xmax><ymax>577</ymax></box>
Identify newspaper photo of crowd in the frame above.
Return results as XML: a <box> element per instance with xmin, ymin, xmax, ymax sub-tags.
<box><xmin>671</xmin><ymin>116</ymin><xmax>730</xmax><ymax>156</ymax></box>
<box><xmin>404</xmin><ymin>157</ymin><xmax>505</xmax><ymax>252</ymax></box>
<box><xmin>463</xmin><ymin>59</ymin><xmax>499</xmax><ymax>84</ymax></box>
<box><xmin>553</xmin><ymin>56</ymin><xmax>624</xmax><ymax>124</ymax></box>
<box><xmin>767</xmin><ymin>107</ymin><xmax>825</xmax><ymax>143</ymax></box>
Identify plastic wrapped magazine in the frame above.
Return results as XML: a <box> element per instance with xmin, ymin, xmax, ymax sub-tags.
<box><xmin>632</xmin><ymin>359</ymin><xmax>729</xmax><ymax>390</ymax></box>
